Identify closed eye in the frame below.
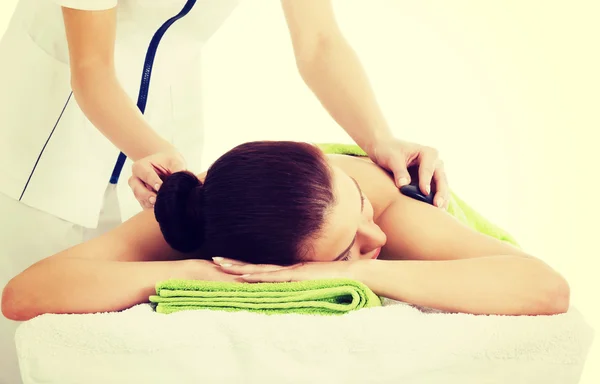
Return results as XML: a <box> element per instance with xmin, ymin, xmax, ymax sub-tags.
<box><xmin>333</xmin><ymin>177</ymin><xmax>364</xmax><ymax>262</ymax></box>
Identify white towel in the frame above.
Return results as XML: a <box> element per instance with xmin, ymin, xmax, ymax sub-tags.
<box><xmin>15</xmin><ymin>300</ymin><xmax>595</xmax><ymax>384</ymax></box>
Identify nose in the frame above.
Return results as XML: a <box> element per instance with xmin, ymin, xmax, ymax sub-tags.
<box><xmin>357</xmin><ymin>221</ymin><xmax>387</xmax><ymax>257</ymax></box>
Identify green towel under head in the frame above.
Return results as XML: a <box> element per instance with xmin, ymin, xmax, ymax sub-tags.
<box><xmin>149</xmin><ymin>278</ymin><xmax>381</xmax><ymax>316</ymax></box>
<box><xmin>316</xmin><ymin>142</ymin><xmax>520</xmax><ymax>247</ymax></box>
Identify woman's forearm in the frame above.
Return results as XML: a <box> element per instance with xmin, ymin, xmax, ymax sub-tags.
<box><xmin>297</xmin><ymin>36</ymin><xmax>392</xmax><ymax>152</ymax></box>
<box><xmin>1</xmin><ymin>258</ymin><xmax>192</xmax><ymax>321</ymax></box>
<box><xmin>352</xmin><ymin>256</ymin><xmax>570</xmax><ymax>315</ymax></box>
<box><xmin>71</xmin><ymin>66</ymin><xmax>173</xmax><ymax>161</ymax></box>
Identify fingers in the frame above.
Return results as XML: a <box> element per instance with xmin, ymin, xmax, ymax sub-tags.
<box><xmin>417</xmin><ymin>148</ymin><xmax>439</xmax><ymax>196</ymax></box>
<box><xmin>128</xmin><ymin>176</ymin><xmax>156</xmax><ymax>209</ymax></box>
<box><xmin>212</xmin><ymin>257</ymin><xmax>247</xmax><ymax>266</ymax></box>
<box><xmin>239</xmin><ymin>271</ymin><xmax>296</xmax><ymax>283</ymax></box>
<box><xmin>216</xmin><ymin>261</ymin><xmax>287</xmax><ymax>275</ymax></box>
<box><xmin>394</xmin><ymin>164</ymin><xmax>412</xmax><ymax>188</ymax></box>
<box><xmin>132</xmin><ymin>161</ymin><xmax>164</xmax><ymax>193</ymax></box>
<box><xmin>212</xmin><ymin>257</ymin><xmax>298</xmax><ymax>282</ymax></box>
<box><xmin>383</xmin><ymin>152</ymin><xmax>411</xmax><ymax>188</ymax></box>
<box><xmin>128</xmin><ymin>152</ymin><xmax>188</xmax><ymax>210</ymax></box>
<box><xmin>212</xmin><ymin>257</ymin><xmax>285</xmax><ymax>272</ymax></box>
<box><xmin>432</xmin><ymin>165</ymin><xmax>450</xmax><ymax>209</ymax></box>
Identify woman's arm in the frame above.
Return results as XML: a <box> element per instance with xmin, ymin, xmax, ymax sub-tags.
<box><xmin>352</xmin><ymin>256</ymin><xmax>569</xmax><ymax>315</ymax></box>
<box><xmin>1</xmin><ymin>257</ymin><xmax>191</xmax><ymax>321</ymax></box>
<box><xmin>369</xmin><ymin>193</ymin><xmax>570</xmax><ymax>314</ymax></box>
<box><xmin>1</xmin><ymin>210</ymin><xmax>182</xmax><ymax>320</ymax></box>
<box><xmin>225</xmin><ymin>253</ymin><xmax>569</xmax><ymax>315</ymax></box>
<box><xmin>1</xmin><ymin>173</ymin><xmax>225</xmax><ymax>321</ymax></box>
<box><xmin>62</xmin><ymin>7</ymin><xmax>173</xmax><ymax>160</ymax></box>
<box><xmin>221</xmin><ymin>253</ymin><xmax>569</xmax><ymax>316</ymax></box>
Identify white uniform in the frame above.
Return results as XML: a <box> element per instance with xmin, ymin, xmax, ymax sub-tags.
<box><xmin>0</xmin><ymin>1</ymin><xmax>240</xmax><ymax>383</ymax></box>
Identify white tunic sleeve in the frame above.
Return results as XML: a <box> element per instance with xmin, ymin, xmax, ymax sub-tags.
<box><xmin>51</xmin><ymin>0</ymin><xmax>117</xmax><ymax>11</ymax></box>
<box><xmin>0</xmin><ymin>0</ymin><xmax>240</xmax><ymax>227</ymax></box>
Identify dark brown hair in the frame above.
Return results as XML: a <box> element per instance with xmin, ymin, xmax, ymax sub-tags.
<box><xmin>154</xmin><ymin>141</ymin><xmax>335</xmax><ymax>265</ymax></box>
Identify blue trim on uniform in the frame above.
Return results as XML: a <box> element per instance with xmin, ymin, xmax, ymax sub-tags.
<box><xmin>19</xmin><ymin>91</ymin><xmax>73</xmax><ymax>201</ymax></box>
<box><xmin>109</xmin><ymin>0</ymin><xmax>198</xmax><ymax>184</ymax></box>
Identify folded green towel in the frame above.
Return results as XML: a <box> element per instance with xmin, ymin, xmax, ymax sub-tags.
<box><xmin>149</xmin><ymin>278</ymin><xmax>382</xmax><ymax>315</ymax></box>
<box><xmin>316</xmin><ymin>142</ymin><xmax>520</xmax><ymax>247</ymax></box>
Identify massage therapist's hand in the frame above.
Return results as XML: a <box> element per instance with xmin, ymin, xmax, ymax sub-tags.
<box><xmin>129</xmin><ymin>150</ymin><xmax>187</xmax><ymax>209</ymax></box>
<box><xmin>212</xmin><ymin>257</ymin><xmax>355</xmax><ymax>283</ymax></box>
<box><xmin>368</xmin><ymin>138</ymin><xmax>449</xmax><ymax>209</ymax></box>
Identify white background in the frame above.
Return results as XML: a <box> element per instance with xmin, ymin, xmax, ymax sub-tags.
<box><xmin>1</xmin><ymin>0</ymin><xmax>598</xmax><ymax>382</ymax></box>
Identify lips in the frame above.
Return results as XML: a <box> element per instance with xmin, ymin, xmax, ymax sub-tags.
<box><xmin>371</xmin><ymin>247</ymin><xmax>382</xmax><ymax>259</ymax></box>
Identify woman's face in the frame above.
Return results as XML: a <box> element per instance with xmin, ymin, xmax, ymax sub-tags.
<box><xmin>307</xmin><ymin>166</ymin><xmax>387</xmax><ymax>262</ymax></box>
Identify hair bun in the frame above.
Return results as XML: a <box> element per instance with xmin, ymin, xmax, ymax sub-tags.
<box><xmin>154</xmin><ymin>171</ymin><xmax>205</xmax><ymax>253</ymax></box>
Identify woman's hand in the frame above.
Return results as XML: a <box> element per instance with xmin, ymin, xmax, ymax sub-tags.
<box><xmin>211</xmin><ymin>257</ymin><xmax>355</xmax><ymax>283</ymax></box>
<box><xmin>129</xmin><ymin>151</ymin><xmax>187</xmax><ymax>209</ymax></box>
<box><xmin>182</xmin><ymin>259</ymin><xmax>244</xmax><ymax>282</ymax></box>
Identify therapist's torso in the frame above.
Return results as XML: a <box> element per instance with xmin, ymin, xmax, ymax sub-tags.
<box><xmin>0</xmin><ymin>0</ymin><xmax>241</xmax><ymax>227</ymax></box>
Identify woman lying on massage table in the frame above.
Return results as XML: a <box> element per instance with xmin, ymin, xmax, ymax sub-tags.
<box><xmin>2</xmin><ymin>141</ymin><xmax>570</xmax><ymax>321</ymax></box>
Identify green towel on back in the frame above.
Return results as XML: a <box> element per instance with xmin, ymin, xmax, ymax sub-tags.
<box><xmin>317</xmin><ymin>142</ymin><xmax>520</xmax><ymax>247</ymax></box>
<box><xmin>149</xmin><ymin>278</ymin><xmax>381</xmax><ymax>315</ymax></box>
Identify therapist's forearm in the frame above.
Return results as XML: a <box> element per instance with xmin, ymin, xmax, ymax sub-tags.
<box><xmin>351</xmin><ymin>256</ymin><xmax>570</xmax><ymax>315</ymax></box>
<box><xmin>71</xmin><ymin>66</ymin><xmax>174</xmax><ymax>161</ymax></box>
<box><xmin>297</xmin><ymin>36</ymin><xmax>392</xmax><ymax>152</ymax></box>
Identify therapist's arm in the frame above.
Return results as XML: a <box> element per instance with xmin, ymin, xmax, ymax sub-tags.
<box><xmin>280</xmin><ymin>0</ymin><xmax>392</xmax><ymax>151</ymax></box>
<box><xmin>62</xmin><ymin>7</ymin><xmax>173</xmax><ymax>161</ymax></box>
<box><xmin>281</xmin><ymin>1</ymin><xmax>451</xmax><ymax>207</ymax></box>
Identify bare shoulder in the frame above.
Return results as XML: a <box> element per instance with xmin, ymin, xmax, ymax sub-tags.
<box><xmin>49</xmin><ymin>208</ymin><xmax>193</xmax><ymax>263</ymax></box>
<box><xmin>325</xmin><ymin>154</ymin><xmax>399</xmax><ymax>218</ymax></box>
<box><xmin>327</xmin><ymin>155</ymin><xmax>529</xmax><ymax>261</ymax></box>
